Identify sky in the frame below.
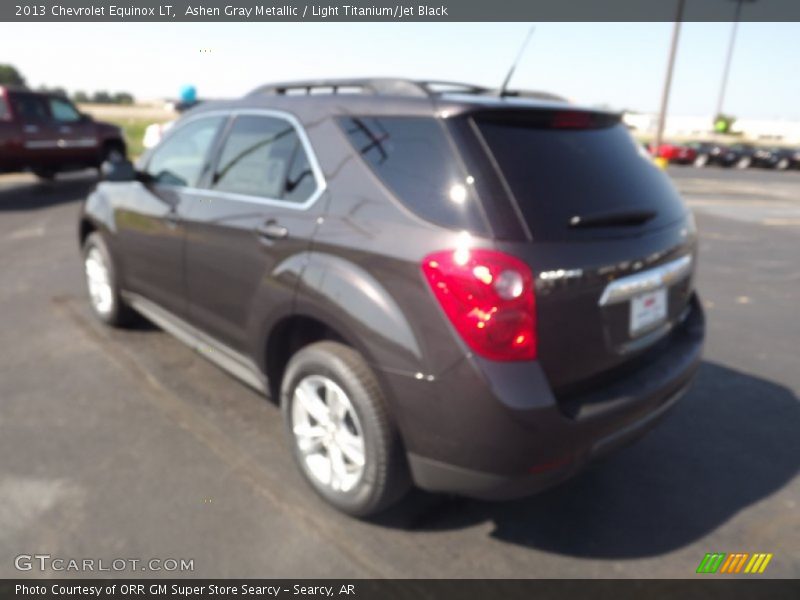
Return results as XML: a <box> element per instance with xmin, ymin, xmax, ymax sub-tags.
<box><xmin>4</xmin><ymin>21</ymin><xmax>799</xmax><ymax>119</ymax></box>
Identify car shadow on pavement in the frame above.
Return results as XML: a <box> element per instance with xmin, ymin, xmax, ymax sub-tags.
<box><xmin>377</xmin><ymin>361</ymin><xmax>800</xmax><ymax>558</ymax></box>
<box><xmin>0</xmin><ymin>174</ymin><xmax>97</xmax><ymax>212</ymax></box>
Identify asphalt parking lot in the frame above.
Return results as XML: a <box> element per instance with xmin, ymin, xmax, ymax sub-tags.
<box><xmin>0</xmin><ymin>166</ymin><xmax>798</xmax><ymax>578</ymax></box>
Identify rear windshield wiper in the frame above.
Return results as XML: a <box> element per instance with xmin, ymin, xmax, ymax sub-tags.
<box><xmin>568</xmin><ymin>209</ymin><xmax>657</xmax><ymax>229</ymax></box>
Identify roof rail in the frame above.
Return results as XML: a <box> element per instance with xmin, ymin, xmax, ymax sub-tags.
<box><xmin>247</xmin><ymin>78</ymin><xmax>498</xmax><ymax>98</ymax></box>
<box><xmin>247</xmin><ymin>78</ymin><xmax>430</xmax><ymax>98</ymax></box>
<box><xmin>246</xmin><ymin>78</ymin><xmax>568</xmax><ymax>103</ymax></box>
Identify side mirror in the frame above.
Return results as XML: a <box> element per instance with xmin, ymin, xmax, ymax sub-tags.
<box><xmin>101</xmin><ymin>158</ymin><xmax>136</xmax><ymax>182</ymax></box>
<box><xmin>79</xmin><ymin>112</ymin><xmax>93</xmax><ymax>122</ymax></box>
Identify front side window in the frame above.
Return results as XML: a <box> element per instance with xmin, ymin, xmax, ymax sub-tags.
<box><xmin>49</xmin><ymin>97</ymin><xmax>81</xmax><ymax>122</ymax></box>
<box><xmin>146</xmin><ymin>116</ymin><xmax>224</xmax><ymax>187</ymax></box>
<box><xmin>212</xmin><ymin>115</ymin><xmax>318</xmax><ymax>203</ymax></box>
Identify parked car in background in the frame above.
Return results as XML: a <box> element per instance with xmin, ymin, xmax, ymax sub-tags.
<box><xmin>142</xmin><ymin>120</ymin><xmax>174</xmax><ymax>150</ymax></box>
<box><xmin>685</xmin><ymin>142</ymin><xmax>738</xmax><ymax>168</ymax></box>
<box><xmin>725</xmin><ymin>143</ymin><xmax>760</xmax><ymax>169</ymax></box>
<box><xmin>647</xmin><ymin>142</ymin><xmax>697</xmax><ymax>165</ymax></box>
<box><xmin>79</xmin><ymin>78</ymin><xmax>704</xmax><ymax>517</ymax></box>
<box><xmin>0</xmin><ymin>86</ymin><xmax>126</xmax><ymax>180</ymax></box>
<box><xmin>751</xmin><ymin>146</ymin><xmax>799</xmax><ymax>170</ymax></box>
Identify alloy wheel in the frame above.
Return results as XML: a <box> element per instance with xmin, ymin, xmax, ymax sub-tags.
<box><xmin>291</xmin><ymin>374</ymin><xmax>366</xmax><ymax>493</ymax></box>
<box><xmin>85</xmin><ymin>247</ymin><xmax>114</xmax><ymax>315</ymax></box>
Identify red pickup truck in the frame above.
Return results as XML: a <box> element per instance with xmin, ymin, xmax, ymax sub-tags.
<box><xmin>0</xmin><ymin>86</ymin><xmax>126</xmax><ymax>180</ymax></box>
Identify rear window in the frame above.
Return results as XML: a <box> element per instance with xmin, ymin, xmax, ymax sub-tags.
<box><xmin>475</xmin><ymin>114</ymin><xmax>687</xmax><ymax>240</ymax></box>
<box><xmin>338</xmin><ymin>116</ymin><xmax>488</xmax><ymax>234</ymax></box>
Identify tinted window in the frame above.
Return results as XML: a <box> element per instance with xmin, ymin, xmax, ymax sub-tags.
<box><xmin>213</xmin><ymin>115</ymin><xmax>317</xmax><ymax>203</ymax></box>
<box><xmin>0</xmin><ymin>95</ymin><xmax>9</xmax><ymax>121</ymax></box>
<box><xmin>284</xmin><ymin>142</ymin><xmax>317</xmax><ymax>203</ymax></box>
<box><xmin>49</xmin><ymin>97</ymin><xmax>81</xmax><ymax>122</ymax></box>
<box><xmin>475</xmin><ymin>116</ymin><xmax>687</xmax><ymax>241</ymax></box>
<box><xmin>146</xmin><ymin>116</ymin><xmax>224</xmax><ymax>187</ymax></box>
<box><xmin>338</xmin><ymin>116</ymin><xmax>487</xmax><ymax>234</ymax></box>
<box><xmin>11</xmin><ymin>94</ymin><xmax>48</xmax><ymax>122</ymax></box>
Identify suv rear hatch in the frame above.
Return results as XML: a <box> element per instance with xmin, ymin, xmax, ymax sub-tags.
<box><xmin>469</xmin><ymin>108</ymin><xmax>697</xmax><ymax>394</ymax></box>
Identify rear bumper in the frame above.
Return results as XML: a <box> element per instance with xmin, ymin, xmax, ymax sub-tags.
<box><xmin>393</xmin><ymin>294</ymin><xmax>705</xmax><ymax>500</ymax></box>
<box><xmin>408</xmin><ymin>380</ymin><xmax>690</xmax><ymax>500</ymax></box>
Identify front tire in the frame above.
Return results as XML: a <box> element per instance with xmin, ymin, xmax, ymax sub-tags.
<box><xmin>32</xmin><ymin>167</ymin><xmax>57</xmax><ymax>181</ymax></box>
<box><xmin>99</xmin><ymin>141</ymin><xmax>127</xmax><ymax>169</ymax></box>
<box><xmin>82</xmin><ymin>232</ymin><xmax>133</xmax><ymax>327</ymax></box>
<box><xmin>776</xmin><ymin>158</ymin><xmax>790</xmax><ymax>171</ymax></box>
<box><xmin>736</xmin><ymin>156</ymin><xmax>752</xmax><ymax>169</ymax></box>
<box><xmin>281</xmin><ymin>341</ymin><xmax>410</xmax><ymax>517</ymax></box>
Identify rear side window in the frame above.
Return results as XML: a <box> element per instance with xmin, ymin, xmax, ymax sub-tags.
<box><xmin>10</xmin><ymin>94</ymin><xmax>48</xmax><ymax>122</ymax></box>
<box><xmin>213</xmin><ymin>115</ymin><xmax>318</xmax><ymax>204</ymax></box>
<box><xmin>338</xmin><ymin>116</ymin><xmax>487</xmax><ymax>234</ymax></box>
<box><xmin>475</xmin><ymin>115</ymin><xmax>687</xmax><ymax>240</ymax></box>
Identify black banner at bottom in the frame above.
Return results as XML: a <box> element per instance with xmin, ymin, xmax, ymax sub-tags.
<box><xmin>2</xmin><ymin>580</ymin><xmax>799</xmax><ymax>600</ymax></box>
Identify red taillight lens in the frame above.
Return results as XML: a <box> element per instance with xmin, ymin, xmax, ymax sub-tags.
<box><xmin>422</xmin><ymin>248</ymin><xmax>536</xmax><ymax>361</ymax></box>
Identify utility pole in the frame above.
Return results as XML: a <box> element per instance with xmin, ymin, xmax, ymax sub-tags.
<box><xmin>715</xmin><ymin>0</ymin><xmax>756</xmax><ymax>120</ymax></box>
<box><xmin>652</xmin><ymin>0</ymin><xmax>685</xmax><ymax>155</ymax></box>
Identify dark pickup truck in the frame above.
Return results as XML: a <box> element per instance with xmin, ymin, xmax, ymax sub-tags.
<box><xmin>0</xmin><ymin>86</ymin><xmax>126</xmax><ymax>180</ymax></box>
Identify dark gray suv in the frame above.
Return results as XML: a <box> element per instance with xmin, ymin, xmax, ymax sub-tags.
<box><xmin>78</xmin><ymin>79</ymin><xmax>704</xmax><ymax>516</ymax></box>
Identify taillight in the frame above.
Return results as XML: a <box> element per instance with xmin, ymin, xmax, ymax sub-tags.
<box><xmin>422</xmin><ymin>248</ymin><xmax>536</xmax><ymax>361</ymax></box>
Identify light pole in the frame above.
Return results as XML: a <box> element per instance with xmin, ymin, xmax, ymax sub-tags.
<box><xmin>652</xmin><ymin>0</ymin><xmax>685</xmax><ymax>156</ymax></box>
<box><xmin>715</xmin><ymin>0</ymin><xmax>757</xmax><ymax>120</ymax></box>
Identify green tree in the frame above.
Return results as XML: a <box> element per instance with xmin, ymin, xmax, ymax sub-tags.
<box><xmin>73</xmin><ymin>91</ymin><xmax>89</xmax><ymax>103</ymax></box>
<box><xmin>113</xmin><ymin>92</ymin><xmax>134</xmax><ymax>105</ymax></box>
<box><xmin>92</xmin><ymin>90</ymin><xmax>112</xmax><ymax>104</ymax></box>
<box><xmin>0</xmin><ymin>64</ymin><xmax>26</xmax><ymax>86</ymax></box>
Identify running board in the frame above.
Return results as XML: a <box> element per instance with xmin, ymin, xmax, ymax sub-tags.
<box><xmin>122</xmin><ymin>292</ymin><xmax>268</xmax><ymax>395</ymax></box>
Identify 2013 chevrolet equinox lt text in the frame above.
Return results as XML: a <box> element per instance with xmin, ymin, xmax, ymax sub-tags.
<box><xmin>78</xmin><ymin>79</ymin><xmax>705</xmax><ymax>516</ymax></box>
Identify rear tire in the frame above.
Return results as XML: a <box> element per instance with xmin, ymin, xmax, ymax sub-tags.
<box><xmin>281</xmin><ymin>341</ymin><xmax>410</xmax><ymax>517</ymax></box>
<box><xmin>736</xmin><ymin>156</ymin><xmax>752</xmax><ymax>169</ymax></box>
<box><xmin>32</xmin><ymin>167</ymin><xmax>57</xmax><ymax>181</ymax></box>
<box><xmin>776</xmin><ymin>158</ymin><xmax>790</xmax><ymax>171</ymax></box>
<box><xmin>82</xmin><ymin>232</ymin><xmax>134</xmax><ymax>327</ymax></box>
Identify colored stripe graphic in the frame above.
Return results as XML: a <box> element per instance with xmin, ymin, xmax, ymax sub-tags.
<box><xmin>720</xmin><ymin>553</ymin><xmax>749</xmax><ymax>573</ymax></box>
<box><xmin>697</xmin><ymin>553</ymin><xmax>726</xmax><ymax>574</ymax></box>
<box><xmin>744</xmin><ymin>553</ymin><xmax>774</xmax><ymax>574</ymax></box>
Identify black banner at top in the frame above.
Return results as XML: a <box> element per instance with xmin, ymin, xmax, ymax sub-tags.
<box><xmin>3</xmin><ymin>0</ymin><xmax>800</xmax><ymax>22</ymax></box>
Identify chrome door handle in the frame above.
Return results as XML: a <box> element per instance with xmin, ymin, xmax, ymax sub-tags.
<box><xmin>257</xmin><ymin>221</ymin><xmax>288</xmax><ymax>240</ymax></box>
<box><xmin>23</xmin><ymin>125</ymin><xmax>39</xmax><ymax>133</ymax></box>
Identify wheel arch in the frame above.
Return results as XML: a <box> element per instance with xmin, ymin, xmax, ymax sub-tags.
<box><xmin>258</xmin><ymin>251</ymin><xmax>427</xmax><ymax>411</ymax></box>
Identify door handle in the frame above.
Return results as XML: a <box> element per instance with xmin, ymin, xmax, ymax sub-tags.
<box><xmin>23</xmin><ymin>125</ymin><xmax>39</xmax><ymax>134</ymax></box>
<box><xmin>257</xmin><ymin>221</ymin><xmax>289</xmax><ymax>241</ymax></box>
